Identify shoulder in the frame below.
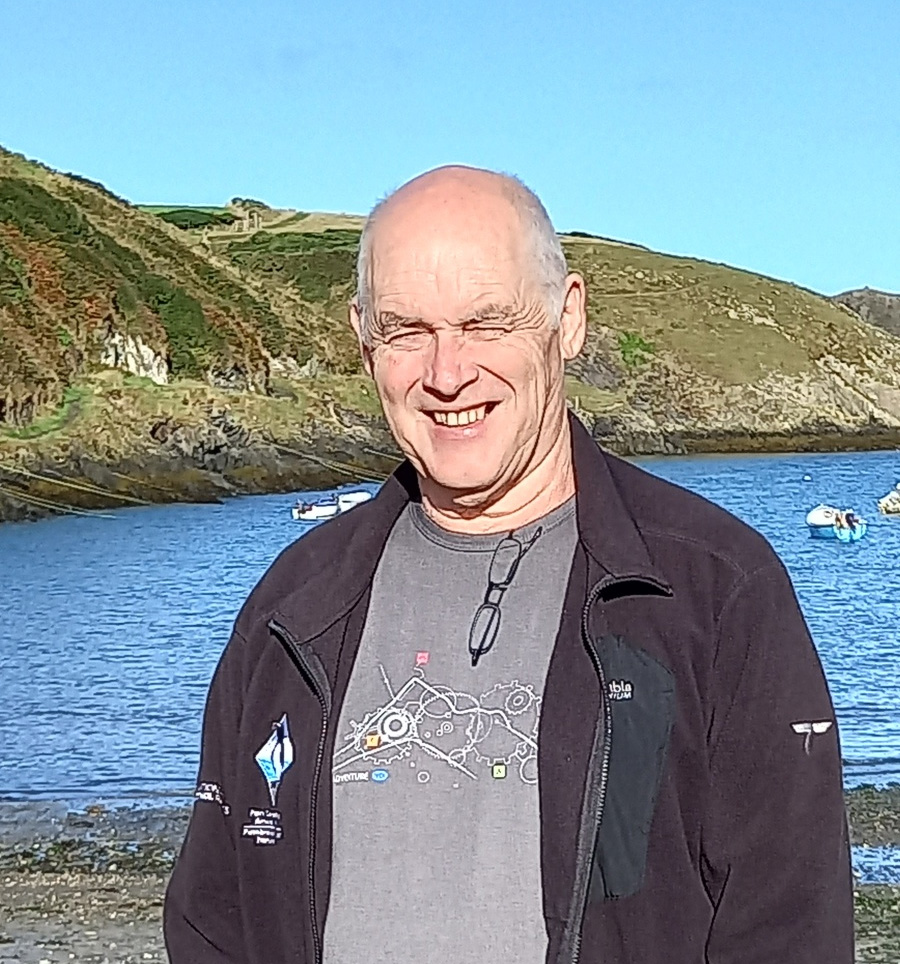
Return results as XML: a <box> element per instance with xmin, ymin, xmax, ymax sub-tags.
<box><xmin>234</xmin><ymin>489</ymin><xmax>401</xmax><ymax>637</ymax></box>
<box><xmin>605</xmin><ymin>452</ymin><xmax>781</xmax><ymax>582</ymax></box>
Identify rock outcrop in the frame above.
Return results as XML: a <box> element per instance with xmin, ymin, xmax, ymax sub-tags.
<box><xmin>100</xmin><ymin>330</ymin><xmax>168</xmax><ymax>384</ymax></box>
<box><xmin>834</xmin><ymin>288</ymin><xmax>900</xmax><ymax>338</ymax></box>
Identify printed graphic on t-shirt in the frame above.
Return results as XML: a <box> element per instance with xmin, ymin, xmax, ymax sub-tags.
<box><xmin>333</xmin><ymin>665</ymin><xmax>540</xmax><ymax>787</ymax></box>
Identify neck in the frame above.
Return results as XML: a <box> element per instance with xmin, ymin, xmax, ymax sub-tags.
<box><xmin>420</xmin><ymin>418</ymin><xmax>576</xmax><ymax>535</ymax></box>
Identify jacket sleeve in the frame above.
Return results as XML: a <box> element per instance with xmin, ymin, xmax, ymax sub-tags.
<box><xmin>164</xmin><ymin>631</ymin><xmax>247</xmax><ymax>963</ymax></box>
<box><xmin>701</xmin><ymin>560</ymin><xmax>854</xmax><ymax>964</ymax></box>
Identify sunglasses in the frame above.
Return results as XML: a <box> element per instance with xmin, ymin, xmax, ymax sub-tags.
<box><xmin>468</xmin><ymin>527</ymin><xmax>543</xmax><ymax>667</ymax></box>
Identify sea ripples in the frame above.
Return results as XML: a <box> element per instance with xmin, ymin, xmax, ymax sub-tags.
<box><xmin>0</xmin><ymin>450</ymin><xmax>898</xmax><ymax>802</ymax></box>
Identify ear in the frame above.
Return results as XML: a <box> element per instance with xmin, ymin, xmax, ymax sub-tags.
<box><xmin>559</xmin><ymin>272</ymin><xmax>587</xmax><ymax>360</ymax></box>
<box><xmin>349</xmin><ymin>300</ymin><xmax>374</xmax><ymax>377</ymax></box>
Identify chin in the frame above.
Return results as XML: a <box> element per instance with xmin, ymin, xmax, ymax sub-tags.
<box><xmin>424</xmin><ymin>461</ymin><xmax>504</xmax><ymax>497</ymax></box>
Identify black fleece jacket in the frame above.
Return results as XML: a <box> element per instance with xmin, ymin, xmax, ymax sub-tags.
<box><xmin>164</xmin><ymin>416</ymin><xmax>854</xmax><ymax>964</ymax></box>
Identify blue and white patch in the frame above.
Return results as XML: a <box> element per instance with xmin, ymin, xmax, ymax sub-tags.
<box><xmin>255</xmin><ymin>713</ymin><xmax>294</xmax><ymax>806</ymax></box>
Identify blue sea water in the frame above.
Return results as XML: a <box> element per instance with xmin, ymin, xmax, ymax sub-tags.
<box><xmin>0</xmin><ymin>450</ymin><xmax>898</xmax><ymax>806</ymax></box>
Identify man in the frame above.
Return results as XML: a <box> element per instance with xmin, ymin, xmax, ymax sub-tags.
<box><xmin>164</xmin><ymin>166</ymin><xmax>853</xmax><ymax>963</ymax></box>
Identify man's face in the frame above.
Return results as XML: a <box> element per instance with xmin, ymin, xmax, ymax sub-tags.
<box><xmin>352</xmin><ymin>184</ymin><xmax>583</xmax><ymax>503</ymax></box>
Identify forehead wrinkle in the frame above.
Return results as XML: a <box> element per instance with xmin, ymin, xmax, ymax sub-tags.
<box><xmin>372</xmin><ymin>232</ymin><xmax>520</xmax><ymax>288</ymax></box>
<box><xmin>369</xmin><ymin>229</ymin><xmax>544</xmax><ymax>329</ymax></box>
<box><xmin>374</xmin><ymin>280</ymin><xmax>519</xmax><ymax>318</ymax></box>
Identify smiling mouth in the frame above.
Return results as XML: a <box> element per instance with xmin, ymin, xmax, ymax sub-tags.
<box><xmin>428</xmin><ymin>403</ymin><xmax>497</xmax><ymax>427</ymax></box>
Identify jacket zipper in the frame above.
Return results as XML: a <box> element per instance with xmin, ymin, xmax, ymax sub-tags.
<box><xmin>268</xmin><ymin>619</ymin><xmax>331</xmax><ymax>964</ymax></box>
<box><xmin>566</xmin><ymin>580</ymin><xmax>616</xmax><ymax>964</ymax></box>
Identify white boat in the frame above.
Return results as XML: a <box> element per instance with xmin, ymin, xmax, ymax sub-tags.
<box><xmin>877</xmin><ymin>483</ymin><xmax>900</xmax><ymax>515</ymax></box>
<box><xmin>291</xmin><ymin>488</ymin><xmax>373</xmax><ymax>522</ymax></box>
<box><xmin>291</xmin><ymin>499</ymin><xmax>338</xmax><ymax>521</ymax></box>
<box><xmin>805</xmin><ymin>503</ymin><xmax>867</xmax><ymax>541</ymax></box>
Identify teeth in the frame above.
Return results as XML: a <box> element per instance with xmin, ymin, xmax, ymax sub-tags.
<box><xmin>432</xmin><ymin>405</ymin><xmax>487</xmax><ymax>426</ymax></box>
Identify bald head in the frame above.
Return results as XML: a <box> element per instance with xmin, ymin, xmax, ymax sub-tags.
<box><xmin>355</xmin><ymin>166</ymin><xmax>567</xmax><ymax>343</ymax></box>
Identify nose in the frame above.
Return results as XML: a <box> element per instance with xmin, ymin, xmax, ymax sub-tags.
<box><xmin>422</xmin><ymin>329</ymin><xmax>478</xmax><ymax>399</ymax></box>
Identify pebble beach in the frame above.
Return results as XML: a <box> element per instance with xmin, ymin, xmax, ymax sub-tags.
<box><xmin>1</xmin><ymin>789</ymin><xmax>899</xmax><ymax>963</ymax></box>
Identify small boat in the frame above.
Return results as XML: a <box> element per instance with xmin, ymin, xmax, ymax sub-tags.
<box><xmin>877</xmin><ymin>483</ymin><xmax>900</xmax><ymax>515</ymax></box>
<box><xmin>291</xmin><ymin>498</ymin><xmax>338</xmax><ymax>521</ymax></box>
<box><xmin>805</xmin><ymin>504</ymin><xmax>867</xmax><ymax>541</ymax></box>
<box><xmin>291</xmin><ymin>488</ymin><xmax>373</xmax><ymax>522</ymax></box>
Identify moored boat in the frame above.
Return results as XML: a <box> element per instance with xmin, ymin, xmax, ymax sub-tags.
<box><xmin>291</xmin><ymin>488</ymin><xmax>373</xmax><ymax>522</ymax></box>
<box><xmin>291</xmin><ymin>498</ymin><xmax>339</xmax><ymax>521</ymax></box>
<box><xmin>805</xmin><ymin>504</ymin><xmax>867</xmax><ymax>541</ymax></box>
<box><xmin>877</xmin><ymin>483</ymin><xmax>900</xmax><ymax>515</ymax></box>
<box><xmin>335</xmin><ymin>490</ymin><xmax>374</xmax><ymax>513</ymax></box>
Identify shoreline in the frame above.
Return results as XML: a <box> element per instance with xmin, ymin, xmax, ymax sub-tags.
<box><xmin>2</xmin><ymin>423</ymin><xmax>899</xmax><ymax>525</ymax></box>
<box><xmin>1</xmin><ymin>788</ymin><xmax>898</xmax><ymax>962</ymax></box>
<box><xmin>2</xmin><ymin>785</ymin><xmax>897</xmax><ymax>852</ymax></box>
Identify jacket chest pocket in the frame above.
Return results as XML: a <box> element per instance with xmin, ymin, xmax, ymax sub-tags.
<box><xmin>590</xmin><ymin>634</ymin><xmax>676</xmax><ymax>901</ymax></box>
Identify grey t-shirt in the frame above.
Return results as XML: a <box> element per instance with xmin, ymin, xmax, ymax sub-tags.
<box><xmin>323</xmin><ymin>497</ymin><xmax>578</xmax><ymax>964</ymax></box>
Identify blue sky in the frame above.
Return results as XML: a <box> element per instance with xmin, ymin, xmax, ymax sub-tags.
<box><xmin>1</xmin><ymin>0</ymin><xmax>897</xmax><ymax>295</ymax></box>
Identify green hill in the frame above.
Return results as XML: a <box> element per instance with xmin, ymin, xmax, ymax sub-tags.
<box><xmin>0</xmin><ymin>150</ymin><xmax>296</xmax><ymax>408</ymax></box>
<box><xmin>205</xmin><ymin>208</ymin><xmax>900</xmax><ymax>455</ymax></box>
<box><xmin>2</xmin><ymin>145</ymin><xmax>900</xmax><ymax>520</ymax></box>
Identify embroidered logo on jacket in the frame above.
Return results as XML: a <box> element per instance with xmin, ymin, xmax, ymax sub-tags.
<box><xmin>242</xmin><ymin>807</ymin><xmax>284</xmax><ymax>846</ymax></box>
<box><xmin>255</xmin><ymin>713</ymin><xmax>294</xmax><ymax>806</ymax></box>
<box><xmin>608</xmin><ymin>679</ymin><xmax>634</xmax><ymax>701</ymax></box>
<box><xmin>791</xmin><ymin>720</ymin><xmax>833</xmax><ymax>754</ymax></box>
<box><xmin>194</xmin><ymin>781</ymin><xmax>230</xmax><ymax>815</ymax></box>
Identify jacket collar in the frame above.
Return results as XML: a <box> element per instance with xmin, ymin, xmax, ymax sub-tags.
<box><xmin>272</xmin><ymin>413</ymin><xmax>670</xmax><ymax>644</ymax></box>
<box><xmin>269</xmin><ymin>461</ymin><xmax>413</xmax><ymax>643</ymax></box>
<box><xmin>568</xmin><ymin>413</ymin><xmax>670</xmax><ymax>590</ymax></box>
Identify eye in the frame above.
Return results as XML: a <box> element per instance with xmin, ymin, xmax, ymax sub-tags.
<box><xmin>385</xmin><ymin>329</ymin><xmax>431</xmax><ymax>350</ymax></box>
<box><xmin>463</xmin><ymin>319</ymin><xmax>511</xmax><ymax>339</ymax></box>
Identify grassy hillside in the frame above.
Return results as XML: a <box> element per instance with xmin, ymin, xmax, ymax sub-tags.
<box><xmin>137</xmin><ymin>205</ymin><xmax>237</xmax><ymax>230</ymax></box>
<box><xmin>205</xmin><ymin>218</ymin><xmax>900</xmax><ymax>451</ymax></box>
<box><xmin>559</xmin><ymin>239</ymin><xmax>900</xmax><ymax>446</ymax></box>
<box><xmin>3</xmin><ymin>145</ymin><xmax>900</xmax><ymax>518</ymax></box>
<box><xmin>0</xmin><ymin>148</ymin><xmax>328</xmax><ymax>426</ymax></box>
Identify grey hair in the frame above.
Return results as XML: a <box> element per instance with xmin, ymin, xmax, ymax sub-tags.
<box><xmin>355</xmin><ymin>171</ymin><xmax>568</xmax><ymax>343</ymax></box>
